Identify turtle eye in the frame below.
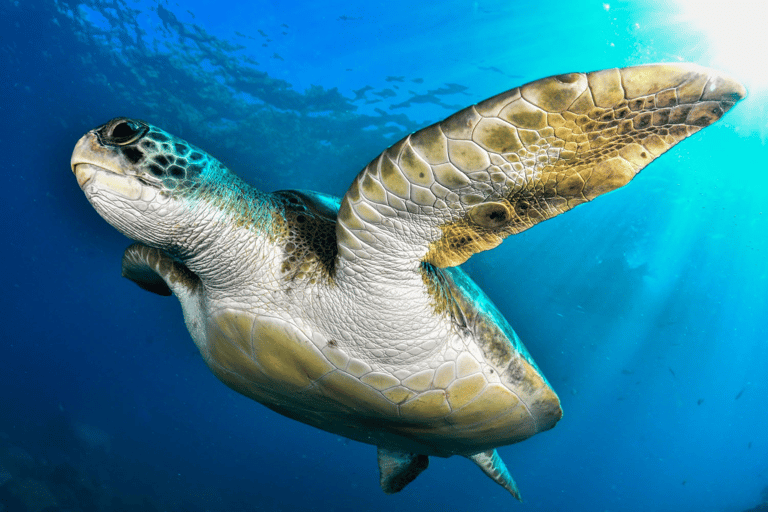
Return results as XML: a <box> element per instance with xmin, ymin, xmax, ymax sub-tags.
<box><xmin>112</xmin><ymin>121</ymin><xmax>140</xmax><ymax>139</ymax></box>
<box><xmin>100</xmin><ymin>118</ymin><xmax>148</xmax><ymax>146</ymax></box>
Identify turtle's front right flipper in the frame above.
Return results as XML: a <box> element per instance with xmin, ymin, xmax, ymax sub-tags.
<box><xmin>336</xmin><ymin>64</ymin><xmax>745</xmax><ymax>271</ymax></box>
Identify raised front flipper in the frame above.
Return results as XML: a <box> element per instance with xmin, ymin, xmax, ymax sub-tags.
<box><xmin>336</xmin><ymin>64</ymin><xmax>745</xmax><ymax>270</ymax></box>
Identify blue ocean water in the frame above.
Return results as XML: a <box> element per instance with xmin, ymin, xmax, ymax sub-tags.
<box><xmin>1</xmin><ymin>1</ymin><xmax>766</xmax><ymax>511</ymax></box>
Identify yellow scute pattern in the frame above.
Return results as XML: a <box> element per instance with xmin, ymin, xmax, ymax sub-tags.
<box><xmin>203</xmin><ymin>311</ymin><xmax>560</xmax><ymax>450</ymax></box>
<box><xmin>318</xmin><ymin>371</ymin><xmax>398</xmax><ymax>417</ymax></box>
<box><xmin>206</xmin><ymin>311</ymin><xmax>270</xmax><ymax>388</ymax></box>
<box><xmin>252</xmin><ymin>317</ymin><xmax>334</xmax><ymax>389</ymax></box>
<box><xmin>449</xmin><ymin>384</ymin><xmax>520</xmax><ymax>426</ymax></box>
<box><xmin>208</xmin><ymin>311</ymin><xmax>333</xmax><ymax>392</ymax></box>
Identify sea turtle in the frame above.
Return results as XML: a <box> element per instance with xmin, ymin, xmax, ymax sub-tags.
<box><xmin>70</xmin><ymin>63</ymin><xmax>744</xmax><ymax>500</ymax></box>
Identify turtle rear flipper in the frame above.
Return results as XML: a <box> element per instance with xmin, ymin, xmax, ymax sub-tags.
<box><xmin>377</xmin><ymin>447</ymin><xmax>429</xmax><ymax>494</ymax></box>
<box><xmin>467</xmin><ymin>449</ymin><xmax>522</xmax><ymax>501</ymax></box>
<box><xmin>375</xmin><ymin>446</ymin><xmax>521</xmax><ymax>501</ymax></box>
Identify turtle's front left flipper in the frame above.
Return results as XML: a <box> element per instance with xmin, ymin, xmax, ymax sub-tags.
<box><xmin>336</xmin><ymin>64</ymin><xmax>745</xmax><ymax>270</ymax></box>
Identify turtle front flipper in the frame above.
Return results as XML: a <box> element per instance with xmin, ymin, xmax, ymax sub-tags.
<box><xmin>121</xmin><ymin>243</ymin><xmax>206</xmax><ymax>349</ymax></box>
<box><xmin>336</xmin><ymin>64</ymin><xmax>745</xmax><ymax>270</ymax></box>
<box><xmin>122</xmin><ymin>243</ymin><xmax>199</xmax><ymax>297</ymax></box>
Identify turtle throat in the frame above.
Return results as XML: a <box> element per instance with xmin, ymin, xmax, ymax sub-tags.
<box><xmin>166</xmin><ymin>172</ymin><xmax>283</xmax><ymax>294</ymax></box>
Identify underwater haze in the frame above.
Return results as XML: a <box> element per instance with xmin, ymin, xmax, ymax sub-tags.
<box><xmin>1</xmin><ymin>1</ymin><xmax>767</xmax><ymax>511</ymax></box>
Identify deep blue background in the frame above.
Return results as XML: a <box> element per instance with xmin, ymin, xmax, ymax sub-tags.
<box><xmin>1</xmin><ymin>1</ymin><xmax>766</xmax><ymax>511</ymax></box>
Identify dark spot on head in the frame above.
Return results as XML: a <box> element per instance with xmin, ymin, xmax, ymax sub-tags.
<box><xmin>174</xmin><ymin>143</ymin><xmax>188</xmax><ymax>155</ymax></box>
<box><xmin>175</xmin><ymin>158</ymin><xmax>187</xmax><ymax>167</ymax></box>
<box><xmin>154</xmin><ymin>155</ymin><xmax>170</xmax><ymax>166</ymax></box>
<box><xmin>152</xmin><ymin>133</ymin><xmax>169</xmax><ymax>142</ymax></box>
<box><xmin>190</xmin><ymin>152</ymin><xmax>203</xmax><ymax>161</ymax></box>
<box><xmin>419</xmin><ymin>172</ymin><xmax>425</xmax><ymax>178</ymax></box>
<box><xmin>187</xmin><ymin>164</ymin><xmax>203</xmax><ymax>177</ymax></box>
<box><xmin>148</xmin><ymin>164</ymin><xmax>164</xmax><ymax>176</ymax></box>
<box><xmin>140</xmin><ymin>139</ymin><xmax>157</xmax><ymax>151</ymax></box>
<box><xmin>328</xmin><ymin>339</ymin><xmax>338</xmax><ymax>348</ymax></box>
<box><xmin>122</xmin><ymin>146</ymin><xmax>143</xmax><ymax>164</ymax></box>
<box><xmin>296</xmin><ymin>215</ymin><xmax>306</xmax><ymax>223</ymax></box>
<box><xmin>168</xmin><ymin>165</ymin><xmax>185</xmax><ymax>178</ymax></box>
<box><xmin>640</xmin><ymin>152</ymin><xmax>647</xmax><ymax>158</ymax></box>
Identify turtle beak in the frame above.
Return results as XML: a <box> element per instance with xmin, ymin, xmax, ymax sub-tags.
<box><xmin>71</xmin><ymin>130</ymin><xmax>130</xmax><ymax>188</ymax></box>
<box><xmin>71</xmin><ymin>132</ymin><xmax>99</xmax><ymax>187</ymax></box>
<box><xmin>71</xmin><ymin>131</ymin><xmax>144</xmax><ymax>200</ymax></box>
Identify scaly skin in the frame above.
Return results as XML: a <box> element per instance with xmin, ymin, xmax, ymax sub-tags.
<box><xmin>70</xmin><ymin>63</ymin><xmax>744</xmax><ymax>500</ymax></box>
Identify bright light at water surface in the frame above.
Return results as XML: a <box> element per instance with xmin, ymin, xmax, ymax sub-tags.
<box><xmin>675</xmin><ymin>0</ymin><xmax>768</xmax><ymax>92</ymax></box>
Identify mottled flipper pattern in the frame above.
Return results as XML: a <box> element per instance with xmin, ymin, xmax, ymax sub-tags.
<box><xmin>336</xmin><ymin>64</ymin><xmax>745</xmax><ymax>269</ymax></box>
<box><xmin>468</xmin><ymin>449</ymin><xmax>522</xmax><ymax>501</ymax></box>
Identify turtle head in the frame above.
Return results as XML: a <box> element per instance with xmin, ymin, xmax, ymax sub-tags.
<box><xmin>71</xmin><ymin>118</ymin><xmax>239</xmax><ymax>254</ymax></box>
